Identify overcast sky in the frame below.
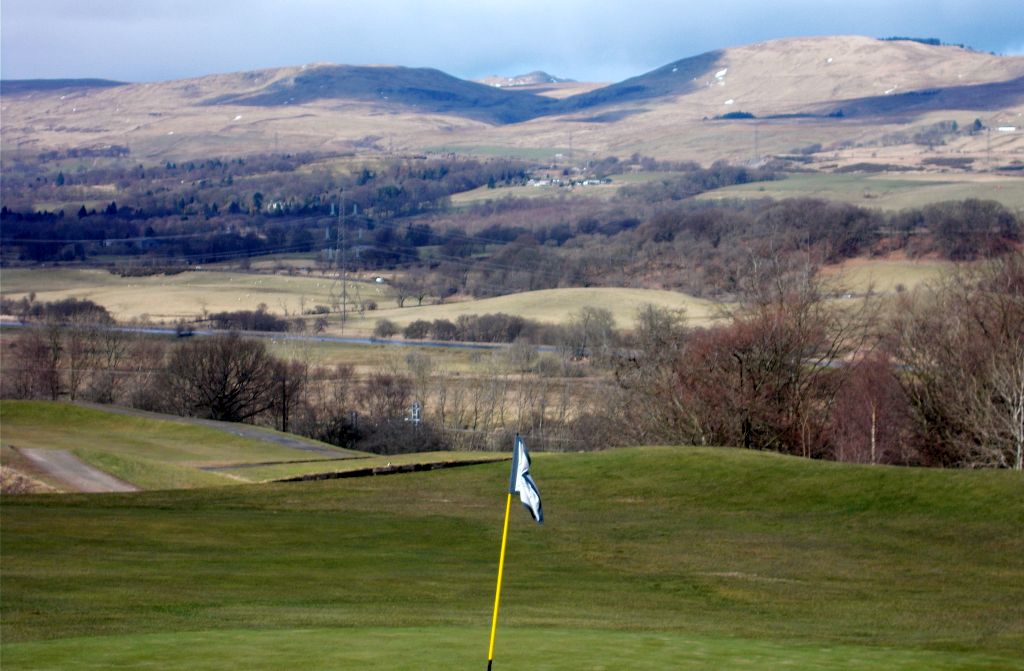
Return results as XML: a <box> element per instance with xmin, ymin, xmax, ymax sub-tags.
<box><xmin>2</xmin><ymin>0</ymin><xmax>1022</xmax><ymax>83</ymax></box>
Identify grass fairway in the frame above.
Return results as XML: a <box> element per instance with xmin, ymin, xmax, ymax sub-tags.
<box><xmin>0</xmin><ymin>401</ymin><xmax>360</xmax><ymax>489</ymax></box>
<box><xmin>2</xmin><ymin>447</ymin><xmax>1022</xmax><ymax>669</ymax></box>
<box><xmin>4</xmin><ymin>627</ymin><xmax>1019</xmax><ymax>671</ymax></box>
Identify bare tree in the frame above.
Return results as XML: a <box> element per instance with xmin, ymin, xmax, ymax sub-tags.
<box><xmin>624</xmin><ymin>260</ymin><xmax>875</xmax><ymax>457</ymax></box>
<box><xmin>829</xmin><ymin>353</ymin><xmax>912</xmax><ymax>464</ymax></box>
<box><xmin>164</xmin><ymin>333</ymin><xmax>277</xmax><ymax>422</ymax></box>
<box><xmin>894</xmin><ymin>254</ymin><xmax>1024</xmax><ymax>469</ymax></box>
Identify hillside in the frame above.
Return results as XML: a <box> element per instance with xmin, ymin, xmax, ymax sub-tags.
<box><xmin>2</xmin><ymin>36</ymin><xmax>1021</xmax><ymax>163</ymax></box>
<box><xmin>2</xmin><ymin>447</ymin><xmax>1022</xmax><ymax>668</ymax></box>
<box><xmin>0</xmin><ymin>401</ymin><xmax>365</xmax><ymax>491</ymax></box>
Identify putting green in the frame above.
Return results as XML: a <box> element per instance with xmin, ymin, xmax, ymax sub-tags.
<box><xmin>3</xmin><ymin>626</ymin><xmax>1020</xmax><ymax>671</ymax></box>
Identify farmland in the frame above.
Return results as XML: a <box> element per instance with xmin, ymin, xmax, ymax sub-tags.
<box><xmin>697</xmin><ymin>171</ymin><xmax>1024</xmax><ymax>211</ymax></box>
<box><xmin>0</xmin><ymin>268</ymin><xmax>720</xmax><ymax>332</ymax></box>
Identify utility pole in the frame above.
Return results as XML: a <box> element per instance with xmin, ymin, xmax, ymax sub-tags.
<box><xmin>986</xmin><ymin>125</ymin><xmax>992</xmax><ymax>171</ymax></box>
<box><xmin>338</xmin><ymin>195</ymin><xmax>348</xmax><ymax>333</ymax></box>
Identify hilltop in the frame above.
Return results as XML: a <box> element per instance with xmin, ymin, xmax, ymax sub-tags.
<box><xmin>1</xmin><ymin>36</ymin><xmax>1021</xmax><ymax>164</ymax></box>
<box><xmin>478</xmin><ymin>70</ymin><xmax>575</xmax><ymax>87</ymax></box>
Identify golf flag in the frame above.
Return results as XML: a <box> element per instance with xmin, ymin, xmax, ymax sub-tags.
<box><xmin>487</xmin><ymin>434</ymin><xmax>543</xmax><ymax>670</ymax></box>
<box><xmin>509</xmin><ymin>434</ymin><xmax>543</xmax><ymax>524</ymax></box>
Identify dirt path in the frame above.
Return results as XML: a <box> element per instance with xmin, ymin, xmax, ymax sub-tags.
<box><xmin>16</xmin><ymin>447</ymin><xmax>140</xmax><ymax>493</ymax></box>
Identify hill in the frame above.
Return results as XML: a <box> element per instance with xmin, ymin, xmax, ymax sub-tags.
<box><xmin>0</xmin><ymin>400</ymin><xmax>364</xmax><ymax>491</ymax></box>
<box><xmin>1</xmin><ymin>447</ymin><xmax>1022</xmax><ymax>668</ymax></box>
<box><xmin>0</xmin><ymin>79</ymin><xmax>126</xmax><ymax>95</ymax></box>
<box><xmin>205</xmin><ymin>64</ymin><xmax>559</xmax><ymax>124</ymax></box>
<box><xmin>1</xmin><ymin>36</ymin><xmax>1021</xmax><ymax>163</ymax></box>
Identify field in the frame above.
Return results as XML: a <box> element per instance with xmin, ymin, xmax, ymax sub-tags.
<box><xmin>2</xmin><ymin>446</ymin><xmax>1022</xmax><ymax>669</ymax></box>
<box><xmin>818</xmin><ymin>256</ymin><xmax>950</xmax><ymax>294</ymax></box>
<box><xmin>697</xmin><ymin>171</ymin><xmax>1024</xmax><ymax>211</ymax></box>
<box><xmin>363</xmin><ymin>287</ymin><xmax>720</xmax><ymax>332</ymax></box>
<box><xmin>0</xmin><ymin>267</ymin><xmax>383</xmax><ymax>323</ymax></box>
<box><xmin>0</xmin><ymin>268</ymin><xmax>720</xmax><ymax>333</ymax></box>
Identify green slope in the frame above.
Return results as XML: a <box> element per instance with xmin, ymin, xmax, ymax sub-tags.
<box><xmin>1</xmin><ymin>447</ymin><xmax>1022</xmax><ymax>669</ymax></box>
<box><xmin>0</xmin><ymin>401</ymin><xmax>362</xmax><ymax>489</ymax></box>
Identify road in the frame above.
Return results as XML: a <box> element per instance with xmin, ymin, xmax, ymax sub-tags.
<box><xmin>16</xmin><ymin>447</ymin><xmax>140</xmax><ymax>493</ymax></box>
<box><xmin>0</xmin><ymin>320</ymin><xmax>558</xmax><ymax>353</ymax></box>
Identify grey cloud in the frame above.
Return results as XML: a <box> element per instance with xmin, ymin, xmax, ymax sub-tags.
<box><xmin>2</xmin><ymin>0</ymin><xmax>1022</xmax><ymax>82</ymax></box>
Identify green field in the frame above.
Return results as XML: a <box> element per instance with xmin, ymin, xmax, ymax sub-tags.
<box><xmin>2</xmin><ymin>447</ymin><xmax>1022</xmax><ymax>669</ymax></box>
<box><xmin>0</xmin><ymin>401</ymin><xmax>361</xmax><ymax>489</ymax></box>
<box><xmin>697</xmin><ymin>172</ymin><xmax>1024</xmax><ymax>211</ymax></box>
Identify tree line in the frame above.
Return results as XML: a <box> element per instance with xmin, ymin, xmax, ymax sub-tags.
<box><xmin>5</xmin><ymin>253</ymin><xmax>1021</xmax><ymax>468</ymax></box>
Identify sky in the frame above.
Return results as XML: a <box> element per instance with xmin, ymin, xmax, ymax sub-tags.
<box><xmin>2</xmin><ymin>0</ymin><xmax>1022</xmax><ymax>83</ymax></box>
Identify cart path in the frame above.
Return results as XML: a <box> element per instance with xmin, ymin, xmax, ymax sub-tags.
<box><xmin>16</xmin><ymin>447</ymin><xmax>140</xmax><ymax>493</ymax></box>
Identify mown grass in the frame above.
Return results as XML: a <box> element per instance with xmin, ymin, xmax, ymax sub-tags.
<box><xmin>71</xmin><ymin>448</ymin><xmax>238</xmax><ymax>489</ymax></box>
<box><xmin>2</xmin><ymin>447</ymin><xmax>1022</xmax><ymax>669</ymax></box>
<box><xmin>4</xmin><ymin>626</ymin><xmax>1019</xmax><ymax>671</ymax></box>
<box><xmin>0</xmin><ymin>401</ymin><xmax>357</xmax><ymax>480</ymax></box>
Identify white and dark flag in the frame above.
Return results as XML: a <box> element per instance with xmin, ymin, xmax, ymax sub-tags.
<box><xmin>509</xmin><ymin>435</ymin><xmax>543</xmax><ymax>524</ymax></box>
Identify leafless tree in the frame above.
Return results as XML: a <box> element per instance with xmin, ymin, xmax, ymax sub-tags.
<box><xmin>893</xmin><ymin>254</ymin><xmax>1024</xmax><ymax>469</ymax></box>
<box><xmin>164</xmin><ymin>332</ymin><xmax>277</xmax><ymax>422</ymax></box>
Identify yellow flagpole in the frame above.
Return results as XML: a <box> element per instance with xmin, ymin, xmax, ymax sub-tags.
<box><xmin>486</xmin><ymin>492</ymin><xmax>514</xmax><ymax>671</ymax></box>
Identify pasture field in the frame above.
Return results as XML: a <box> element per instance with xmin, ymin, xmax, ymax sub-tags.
<box><xmin>264</xmin><ymin>337</ymin><xmax>501</xmax><ymax>373</ymax></box>
<box><xmin>365</xmin><ymin>287</ymin><xmax>720</xmax><ymax>331</ymax></box>
<box><xmin>819</xmin><ymin>257</ymin><xmax>951</xmax><ymax>294</ymax></box>
<box><xmin>2</xmin><ymin>447</ymin><xmax>1022</xmax><ymax>669</ymax></box>
<box><xmin>695</xmin><ymin>171</ymin><xmax>1024</xmax><ymax>211</ymax></box>
<box><xmin>0</xmin><ymin>268</ymin><xmax>719</xmax><ymax>334</ymax></box>
<box><xmin>0</xmin><ymin>267</ymin><xmax>394</xmax><ymax>323</ymax></box>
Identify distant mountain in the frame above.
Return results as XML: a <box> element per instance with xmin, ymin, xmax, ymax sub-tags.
<box><xmin>478</xmin><ymin>71</ymin><xmax>575</xmax><ymax>88</ymax></box>
<box><xmin>0</xmin><ymin>79</ymin><xmax>126</xmax><ymax>95</ymax></box>
<box><xmin>2</xmin><ymin>36</ymin><xmax>1021</xmax><ymax>163</ymax></box>
<box><xmin>199</xmin><ymin>37</ymin><xmax>1024</xmax><ymax>123</ymax></box>
<box><xmin>206</xmin><ymin>64</ymin><xmax>559</xmax><ymax>124</ymax></box>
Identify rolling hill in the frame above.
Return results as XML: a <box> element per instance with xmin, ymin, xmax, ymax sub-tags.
<box><xmin>1</xmin><ymin>36</ymin><xmax>1022</xmax><ymax>163</ymax></box>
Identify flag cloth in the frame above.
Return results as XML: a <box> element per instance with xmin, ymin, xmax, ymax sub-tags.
<box><xmin>509</xmin><ymin>435</ymin><xmax>543</xmax><ymax>524</ymax></box>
